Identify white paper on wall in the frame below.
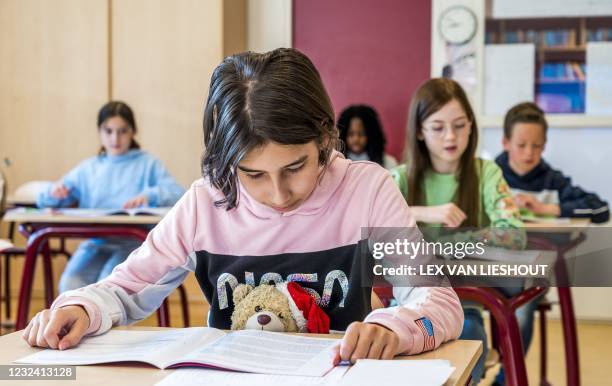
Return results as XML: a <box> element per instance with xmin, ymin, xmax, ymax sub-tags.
<box><xmin>586</xmin><ymin>42</ymin><xmax>612</xmax><ymax>115</ymax></box>
<box><xmin>483</xmin><ymin>44</ymin><xmax>535</xmax><ymax>116</ymax></box>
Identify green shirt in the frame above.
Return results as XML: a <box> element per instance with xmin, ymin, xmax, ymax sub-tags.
<box><xmin>391</xmin><ymin>159</ymin><xmax>526</xmax><ymax>249</ymax></box>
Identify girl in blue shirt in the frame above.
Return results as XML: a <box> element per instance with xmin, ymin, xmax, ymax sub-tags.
<box><xmin>37</xmin><ymin>101</ymin><xmax>185</xmax><ymax>293</ymax></box>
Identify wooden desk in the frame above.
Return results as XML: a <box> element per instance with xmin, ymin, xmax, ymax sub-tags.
<box><xmin>523</xmin><ymin>218</ymin><xmax>590</xmax><ymax>232</ymax></box>
<box><xmin>0</xmin><ymin>327</ymin><xmax>482</xmax><ymax>386</ymax></box>
<box><xmin>523</xmin><ymin>220</ymin><xmax>590</xmax><ymax>386</ymax></box>
<box><xmin>1</xmin><ymin>209</ymin><xmax>164</xmax><ymax>329</ymax></box>
<box><xmin>2</xmin><ymin>208</ymin><xmax>163</xmax><ymax>225</ymax></box>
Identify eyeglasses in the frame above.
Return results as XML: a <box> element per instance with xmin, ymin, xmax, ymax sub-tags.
<box><xmin>421</xmin><ymin>119</ymin><xmax>472</xmax><ymax>139</ymax></box>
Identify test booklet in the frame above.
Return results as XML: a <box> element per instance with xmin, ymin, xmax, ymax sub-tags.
<box><xmin>15</xmin><ymin>328</ymin><xmax>337</xmax><ymax>376</ymax></box>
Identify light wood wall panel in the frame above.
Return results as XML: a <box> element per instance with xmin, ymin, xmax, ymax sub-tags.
<box><xmin>2</xmin><ymin>0</ymin><xmax>245</xmax><ymax>306</ymax></box>
<box><xmin>111</xmin><ymin>0</ymin><xmax>245</xmax><ymax>299</ymax></box>
<box><xmin>112</xmin><ymin>0</ymin><xmax>226</xmax><ymax>187</ymax></box>
<box><xmin>0</xmin><ymin>0</ymin><xmax>109</xmax><ymax>192</ymax></box>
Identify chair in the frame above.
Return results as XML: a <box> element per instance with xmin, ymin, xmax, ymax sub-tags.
<box><xmin>1</xmin><ymin>180</ymin><xmax>55</xmax><ymax>327</ymax></box>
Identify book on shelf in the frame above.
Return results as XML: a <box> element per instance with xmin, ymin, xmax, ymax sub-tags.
<box><xmin>15</xmin><ymin>328</ymin><xmax>337</xmax><ymax>377</ymax></box>
<box><xmin>539</xmin><ymin>62</ymin><xmax>585</xmax><ymax>82</ymax></box>
<box><xmin>495</xmin><ymin>28</ymin><xmax>577</xmax><ymax>47</ymax></box>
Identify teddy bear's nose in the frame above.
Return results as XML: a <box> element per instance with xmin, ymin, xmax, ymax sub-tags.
<box><xmin>257</xmin><ymin>314</ymin><xmax>272</xmax><ymax>325</ymax></box>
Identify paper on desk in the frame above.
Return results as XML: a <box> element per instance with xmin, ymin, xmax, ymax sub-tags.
<box><xmin>339</xmin><ymin>359</ymin><xmax>455</xmax><ymax>386</ymax></box>
<box><xmin>0</xmin><ymin>239</ymin><xmax>14</xmax><ymax>251</ymax></box>
<box><xmin>155</xmin><ymin>366</ymin><xmax>349</xmax><ymax>386</ymax></box>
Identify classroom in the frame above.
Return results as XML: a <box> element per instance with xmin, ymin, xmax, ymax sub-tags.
<box><xmin>1</xmin><ymin>1</ymin><xmax>611</xmax><ymax>385</ymax></box>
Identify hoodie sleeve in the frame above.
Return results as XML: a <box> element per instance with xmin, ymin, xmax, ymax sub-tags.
<box><xmin>363</xmin><ymin>171</ymin><xmax>464</xmax><ymax>355</ymax></box>
<box><xmin>36</xmin><ymin>162</ymin><xmax>84</xmax><ymax>208</ymax></box>
<box><xmin>552</xmin><ymin>170</ymin><xmax>610</xmax><ymax>223</ymax></box>
<box><xmin>142</xmin><ymin>157</ymin><xmax>185</xmax><ymax>207</ymax></box>
<box><xmin>50</xmin><ymin>183</ymin><xmax>197</xmax><ymax>336</ymax></box>
<box><xmin>476</xmin><ymin>160</ymin><xmax>527</xmax><ymax>249</ymax></box>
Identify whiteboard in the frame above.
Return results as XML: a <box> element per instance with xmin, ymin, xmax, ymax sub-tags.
<box><xmin>484</xmin><ymin>44</ymin><xmax>535</xmax><ymax>115</ymax></box>
<box><xmin>586</xmin><ymin>42</ymin><xmax>612</xmax><ymax>115</ymax></box>
<box><xmin>493</xmin><ymin>0</ymin><xmax>612</xmax><ymax>18</ymax></box>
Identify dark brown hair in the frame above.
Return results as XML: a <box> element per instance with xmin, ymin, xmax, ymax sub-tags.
<box><xmin>503</xmin><ymin>102</ymin><xmax>548</xmax><ymax>140</ymax></box>
<box><xmin>404</xmin><ymin>78</ymin><xmax>481</xmax><ymax>227</ymax></box>
<box><xmin>201</xmin><ymin>48</ymin><xmax>338</xmax><ymax>210</ymax></box>
<box><xmin>97</xmin><ymin>101</ymin><xmax>140</xmax><ymax>155</ymax></box>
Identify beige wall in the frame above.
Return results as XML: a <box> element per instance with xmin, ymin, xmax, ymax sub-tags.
<box><xmin>111</xmin><ymin>0</ymin><xmax>225</xmax><ymax>187</ymax></box>
<box><xmin>246</xmin><ymin>0</ymin><xmax>292</xmax><ymax>52</ymax></box>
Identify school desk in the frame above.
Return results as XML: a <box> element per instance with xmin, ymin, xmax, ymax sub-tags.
<box><xmin>458</xmin><ymin>220</ymin><xmax>589</xmax><ymax>386</ymax></box>
<box><xmin>0</xmin><ymin>326</ymin><xmax>482</xmax><ymax>386</ymax></box>
<box><xmin>0</xmin><ymin>209</ymin><xmax>187</xmax><ymax>331</ymax></box>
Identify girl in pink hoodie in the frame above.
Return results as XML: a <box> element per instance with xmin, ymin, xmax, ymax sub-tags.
<box><xmin>23</xmin><ymin>48</ymin><xmax>463</xmax><ymax>364</ymax></box>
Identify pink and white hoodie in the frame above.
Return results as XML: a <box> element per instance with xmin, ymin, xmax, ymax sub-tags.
<box><xmin>52</xmin><ymin>152</ymin><xmax>464</xmax><ymax>355</ymax></box>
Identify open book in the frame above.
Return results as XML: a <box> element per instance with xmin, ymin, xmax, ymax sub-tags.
<box><xmin>15</xmin><ymin>328</ymin><xmax>337</xmax><ymax>377</ymax></box>
<box><xmin>50</xmin><ymin>207</ymin><xmax>171</xmax><ymax>217</ymax></box>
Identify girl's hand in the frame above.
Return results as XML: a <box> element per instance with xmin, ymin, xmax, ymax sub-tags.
<box><xmin>427</xmin><ymin>203</ymin><xmax>467</xmax><ymax>228</ymax></box>
<box><xmin>123</xmin><ymin>195</ymin><xmax>148</xmax><ymax>209</ymax></box>
<box><xmin>330</xmin><ymin>322</ymin><xmax>399</xmax><ymax>365</ymax></box>
<box><xmin>50</xmin><ymin>181</ymin><xmax>70</xmax><ymax>199</ymax></box>
<box><xmin>22</xmin><ymin>306</ymin><xmax>90</xmax><ymax>350</ymax></box>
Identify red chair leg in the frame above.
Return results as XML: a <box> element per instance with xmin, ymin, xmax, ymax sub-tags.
<box><xmin>42</xmin><ymin>241</ymin><xmax>55</xmax><ymax>308</ymax></box>
<box><xmin>16</xmin><ymin>240</ymin><xmax>39</xmax><ymax>329</ymax></box>
<box><xmin>4</xmin><ymin>254</ymin><xmax>10</xmax><ymax>320</ymax></box>
<box><xmin>538</xmin><ymin>303</ymin><xmax>551</xmax><ymax>386</ymax></box>
<box><xmin>178</xmin><ymin>284</ymin><xmax>190</xmax><ymax>327</ymax></box>
<box><xmin>558</xmin><ymin>286</ymin><xmax>580</xmax><ymax>386</ymax></box>
<box><xmin>157</xmin><ymin>298</ymin><xmax>170</xmax><ymax>327</ymax></box>
<box><xmin>456</xmin><ymin>287</ymin><xmax>532</xmax><ymax>386</ymax></box>
<box><xmin>1</xmin><ymin>254</ymin><xmax>3</xmax><ymax>335</ymax></box>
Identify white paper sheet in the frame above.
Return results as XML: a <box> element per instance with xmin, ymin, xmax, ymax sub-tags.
<box><xmin>484</xmin><ymin>44</ymin><xmax>535</xmax><ymax>116</ymax></box>
<box><xmin>0</xmin><ymin>239</ymin><xmax>14</xmax><ymax>251</ymax></box>
<box><xmin>155</xmin><ymin>366</ymin><xmax>349</xmax><ymax>386</ymax></box>
<box><xmin>586</xmin><ymin>42</ymin><xmax>612</xmax><ymax>115</ymax></box>
<box><xmin>339</xmin><ymin>359</ymin><xmax>455</xmax><ymax>386</ymax></box>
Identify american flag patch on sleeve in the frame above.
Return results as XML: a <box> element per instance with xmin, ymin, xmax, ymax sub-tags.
<box><xmin>415</xmin><ymin>317</ymin><xmax>435</xmax><ymax>351</ymax></box>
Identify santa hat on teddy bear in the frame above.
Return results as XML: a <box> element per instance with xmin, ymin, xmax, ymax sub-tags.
<box><xmin>276</xmin><ymin>282</ymin><xmax>330</xmax><ymax>334</ymax></box>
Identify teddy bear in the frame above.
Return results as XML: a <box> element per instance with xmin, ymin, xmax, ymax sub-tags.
<box><xmin>230</xmin><ymin>281</ymin><xmax>330</xmax><ymax>334</ymax></box>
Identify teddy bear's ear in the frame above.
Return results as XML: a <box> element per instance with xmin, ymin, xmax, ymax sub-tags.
<box><xmin>233</xmin><ymin>284</ymin><xmax>253</xmax><ymax>305</ymax></box>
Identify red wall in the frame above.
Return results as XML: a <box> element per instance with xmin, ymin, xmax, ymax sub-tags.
<box><xmin>293</xmin><ymin>0</ymin><xmax>432</xmax><ymax>160</ymax></box>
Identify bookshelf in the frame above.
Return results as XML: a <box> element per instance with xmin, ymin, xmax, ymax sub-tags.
<box><xmin>485</xmin><ymin>16</ymin><xmax>612</xmax><ymax>116</ymax></box>
<box><xmin>431</xmin><ymin>0</ymin><xmax>612</xmax><ymax>128</ymax></box>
